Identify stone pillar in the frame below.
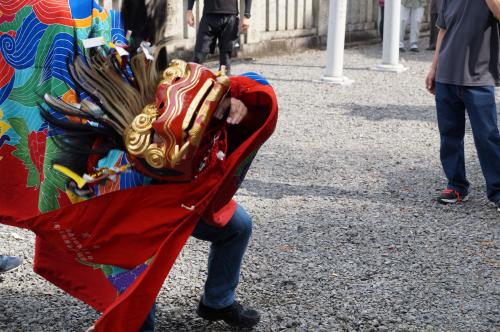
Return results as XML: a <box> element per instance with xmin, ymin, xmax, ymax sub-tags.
<box><xmin>317</xmin><ymin>0</ymin><xmax>329</xmax><ymax>36</ymax></box>
<box><xmin>268</xmin><ymin>0</ymin><xmax>277</xmax><ymax>32</ymax></box>
<box><xmin>297</xmin><ymin>0</ymin><xmax>304</xmax><ymax>29</ymax></box>
<box><xmin>304</xmin><ymin>0</ymin><xmax>314</xmax><ymax>29</ymax></box>
<box><xmin>278</xmin><ymin>0</ymin><xmax>287</xmax><ymax>30</ymax></box>
<box><xmin>246</xmin><ymin>0</ymin><xmax>265</xmax><ymax>44</ymax></box>
<box><xmin>372</xmin><ymin>0</ymin><xmax>408</xmax><ymax>72</ymax></box>
<box><xmin>287</xmin><ymin>0</ymin><xmax>295</xmax><ymax>30</ymax></box>
<box><xmin>320</xmin><ymin>0</ymin><xmax>353</xmax><ymax>85</ymax></box>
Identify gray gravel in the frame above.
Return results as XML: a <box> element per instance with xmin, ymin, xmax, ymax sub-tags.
<box><xmin>1</xmin><ymin>40</ymin><xmax>499</xmax><ymax>331</ymax></box>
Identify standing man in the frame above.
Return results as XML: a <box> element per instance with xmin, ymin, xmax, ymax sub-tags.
<box><xmin>427</xmin><ymin>0</ymin><xmax>443</xmax><ymax>50</ymax></box>
<box><xmin>425</xmin><ymin>0</ymin><xmax>500</xmax><ymax>212</ymax></box>
<box><xmin>186</xmin><ymin>0</ymin><xmax>253</xmax><ymax>75</ymax></box>
<box><xmin>399</xmin><ymin>0</ymin><xmax>425</xmax><ymax>52</ymax></box>
<box><xmin>0</xmin><ymin>255</ymin><xmax>22</xmax><ymax>273</ymax></box>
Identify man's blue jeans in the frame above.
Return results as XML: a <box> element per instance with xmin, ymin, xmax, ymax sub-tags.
<box><xmin>140</xmin><ymin>204</ymin><xmax>253</xmax><ymax>331</ymax></box>
<box><xmin>435</xmin><ymin>83</ymin><xmax>500</xmax><ymax>202</ymax></box>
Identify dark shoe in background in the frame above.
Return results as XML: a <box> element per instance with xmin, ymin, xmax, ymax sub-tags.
<box><xmin>399</xmin><ymin>47</ymin><xmax>406</xmax><ymax>53</ymax></box>
<box><xmin>197</xmin><ymin>300</ymin><xmax>261</xmax><ymax>328</ymax></box>
<box><xmin>0</xmin><ymin>255</ymin><xmax>22</xmax><ymax>273</ymax></box>
<box><xmin>410</xmin><ymin>47</ymin><xmax>420</xmax><ymax>52</ymax></box>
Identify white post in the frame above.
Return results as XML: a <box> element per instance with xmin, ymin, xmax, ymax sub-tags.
<box><xmin>373</xmin><ymin>0</ymin><xmax>408</xmax><ymax>72</ymax></box>
<box><xmin>321</xmin><ymin>0</ymin><xmax>353</xmax><ymax>85</ymax></box>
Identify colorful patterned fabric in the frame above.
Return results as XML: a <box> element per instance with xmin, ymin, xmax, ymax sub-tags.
<box><xmin>0</xmin><ymin>2</ymin><xmax>278</xmax><ymax>331</ymax></box>
<box><xmin>0</xmin><ymin>1</ymin><xmax>154</xmax><ymax>329</ymax></box>
<box><xmin>0</xmin><ymin>0</ymin><xmax>127</xmax><ymax>219</ymax></box>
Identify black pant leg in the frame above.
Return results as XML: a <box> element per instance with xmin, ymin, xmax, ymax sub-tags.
<box><xmin>429</xmin><ymin>13</ymin><xmax>438</xmax><ymax>49</ymax></box>
<box><xmin>379</xmin><ymin>6</ymin><xmax>384</xmax><ymax>41</ymax></box>
<box><xmin>193</xmin><ymin>15</ymin><xmax>217</xmax><ymax>64</ymax></box>
<box><xmin>218</xmin><ymin>15</ymin><xmax>239</xmax><ymax>73</ymax></box>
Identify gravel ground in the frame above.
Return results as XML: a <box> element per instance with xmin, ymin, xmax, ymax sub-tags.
<box><xmin>1</xmin><ymin>41</ymin><xmax>499</xmax><ymax>331</ymax></box>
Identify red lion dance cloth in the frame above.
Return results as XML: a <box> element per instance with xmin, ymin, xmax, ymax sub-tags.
<box><xmin>0</xmin><ymin>1</ymin><xmax>277</xmax><ymax>331</ymax></box>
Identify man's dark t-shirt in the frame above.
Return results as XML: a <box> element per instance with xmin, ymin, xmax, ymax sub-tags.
<box><xmin>188</xmin><ymin>0</ymin><xmax>252</xmax><ymax>16</ymax></box>
<box><xmin>436</xmin><ymin>0</ymin><xmax>499</xmax><ymax>86</ymax></box>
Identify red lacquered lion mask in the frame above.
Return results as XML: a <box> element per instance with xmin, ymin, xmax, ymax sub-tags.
<box><xmin>124</xmin><ymin>60</ymin><xmax>230</xmax><ymax>181</ymax></box>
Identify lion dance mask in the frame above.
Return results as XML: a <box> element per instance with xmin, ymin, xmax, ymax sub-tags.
<box><xmin>43</xmin><ymin>51</ymin><xmax>234</xmax><ymax>184</ymax></box>
<box><xmin>124</xmin><ymin>60</ymin><xmax>231</xmax><ymax>181</ymax></box>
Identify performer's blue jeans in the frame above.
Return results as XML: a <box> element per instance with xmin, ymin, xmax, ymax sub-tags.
<box><xmin>140</xmin><ymin>204</ymin><xmax>253</xmax><ymax>331</ymax></box>
<box><xmin>435</xmin><ymin>83</ymin><xmax>500</xmax><ymax>203</ymax></box>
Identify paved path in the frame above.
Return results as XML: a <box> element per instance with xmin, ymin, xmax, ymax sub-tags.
<box><xmin>1</xmin><ymin>42</ymin><xmax>499</xmax><ymax>331</ymax></box>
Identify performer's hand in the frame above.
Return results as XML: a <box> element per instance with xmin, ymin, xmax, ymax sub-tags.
<box><xmin>240</xmin><ymin>17</ymin><xmax>250</xmax><ymax>33</ymax></box>
<box><xmin>186</xmin><ymin>10</ymin><xmax>195</xmax><ymax>27</ymax></box>
<box><xmin>425</xmin><ymin>68</ymin><xmax>436</xmax><ymax>95</ymax></box>
<box><xmin>227</xmin><ymin>98</ymin><xmax>248</xmax><ymax>125</ymax></box>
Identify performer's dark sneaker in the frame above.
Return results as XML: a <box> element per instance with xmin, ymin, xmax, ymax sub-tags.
<box><xmin>197</xmin><ymin>300</ymin><xmax>261</xmax><ymax>328</ymax></box>
<box><xmin>436</xmin><ymin>188</ymin><xmax>468</xmax><ymax>204</ymax></box>
<box><xmin>0</xmin><ymin>255</ymin><xmax>22</xmax><ymax>273</ymax></box>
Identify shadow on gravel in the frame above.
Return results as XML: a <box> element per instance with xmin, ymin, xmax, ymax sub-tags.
<box><xmin>267</xmin><ymin>77</ymin><xmax>328</xmax><ymax>83</ymax></box>
<box><xmin>241</xmin><ymin>179</ymin><xmax>378</xmax><ymax>201</ymax></box>
<box><xmin>251</xmin><ymin>61</ymin><xmax>368</xmax><ymax>71</ymax></box>
<box><xmin>350</xmin><ymin>43</ymin><xmax>436</xmax><ymax>63</ymax></box>
<box><xmin>156</xmin><ymin>319</ymin><xmax>235</xmax><ymax>332</ymax></box>
<box><xmin>244</xmin><ymin>62</ymin><xmax>324</xmax><ymax>68</ymax></box>
<box><xmin>266</xmin><ymin>70</ymin><xmax>368</xmax><ymax>83</ymax></box>
<box><xmin>0</xmin><ymin>289</ymin><xmax>97</xmax><ymax>331</ymax></box>
<box><xmin>338</xmin><ymin>102</ymin><xmax>436</xmax><ymax>123</ymax></box>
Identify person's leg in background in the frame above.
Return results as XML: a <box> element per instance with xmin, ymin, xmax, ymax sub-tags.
<box><xmin>428</xmin><ymin>13</ymin><xmax>438</xmax><ymax>50</ymax></box>
<box><xmin>218</xmin><ymin>15</ymin><xmax>239</xmax><ymax>76</ymax></box>
<box><xmin>193</xmin><ymin>15</ymin><xmax>217</xmax><ymax>65</ymax></box>
<box><xmin>409</xmin><ymin>6</ymin><xmax>424</xmax><ymax>51</ymax></box>
<box><xmin>379</xmin><ymin>4</ymin><xmax>385</xmax><ymax>42</ymax></box>
<box><xmin>399</xmin><ymin>5</ymin><xmax>410</xmax><ymax>51</ymax></box>
<box><xmin>435</xmin><ymin>83</ymin><xmax>470</xmax><ymax>201</ymax></box>
<box><xmin>463</xmin><ymin>86</ymin><xmax>500</xmax><ymax>206</ymax></box>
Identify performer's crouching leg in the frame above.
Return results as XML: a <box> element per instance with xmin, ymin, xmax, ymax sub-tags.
<box><xmin>193</xmin><ymin>204</ymin><xmax>260</xmax><ymax>328</ymax></box>
<box><xmin>139</xmin><ymin>205</ymin><xmax>259</xmax><ymax>331</ymax></box>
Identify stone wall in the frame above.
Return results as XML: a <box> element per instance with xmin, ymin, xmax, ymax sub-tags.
<box><xmin>99</xmin><ymin>0</ymin><xmax>428</xmax><ymax>57</ymax></box>
<box><xmin>162</xmin><ymin>0</ymin><xmax>386</xmax><ymax>57</ymax></box>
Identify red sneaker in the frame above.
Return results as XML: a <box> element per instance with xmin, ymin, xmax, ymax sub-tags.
<box><xmin>436</xmin><ymin>188</ymin><xmax>469</xmax><ymax>204</ymax></box>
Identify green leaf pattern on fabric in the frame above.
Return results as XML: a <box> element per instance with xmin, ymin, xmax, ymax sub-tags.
<box><xmin>9</xmin><ymin>25</ymin><xmax>73</xmax><ymax>107</ymax></box>
<box><xmin>7</xmin><ymin>117</ymin><xmax>40</xmax><ymax>188</ymax></box>
<box><xmin>0</xmin><ymin>7</ymin><xmax>32</xmax><ymax>32</ymax></box>
<box><xmin>3</xmin><ymin>7</ymin><xmax>119</xmax><ymax>213</ymax></box>
<box><xmin>38</xmin><ymin>137</ymin><xmax>68</xmax><ymax>213</ymax></box>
